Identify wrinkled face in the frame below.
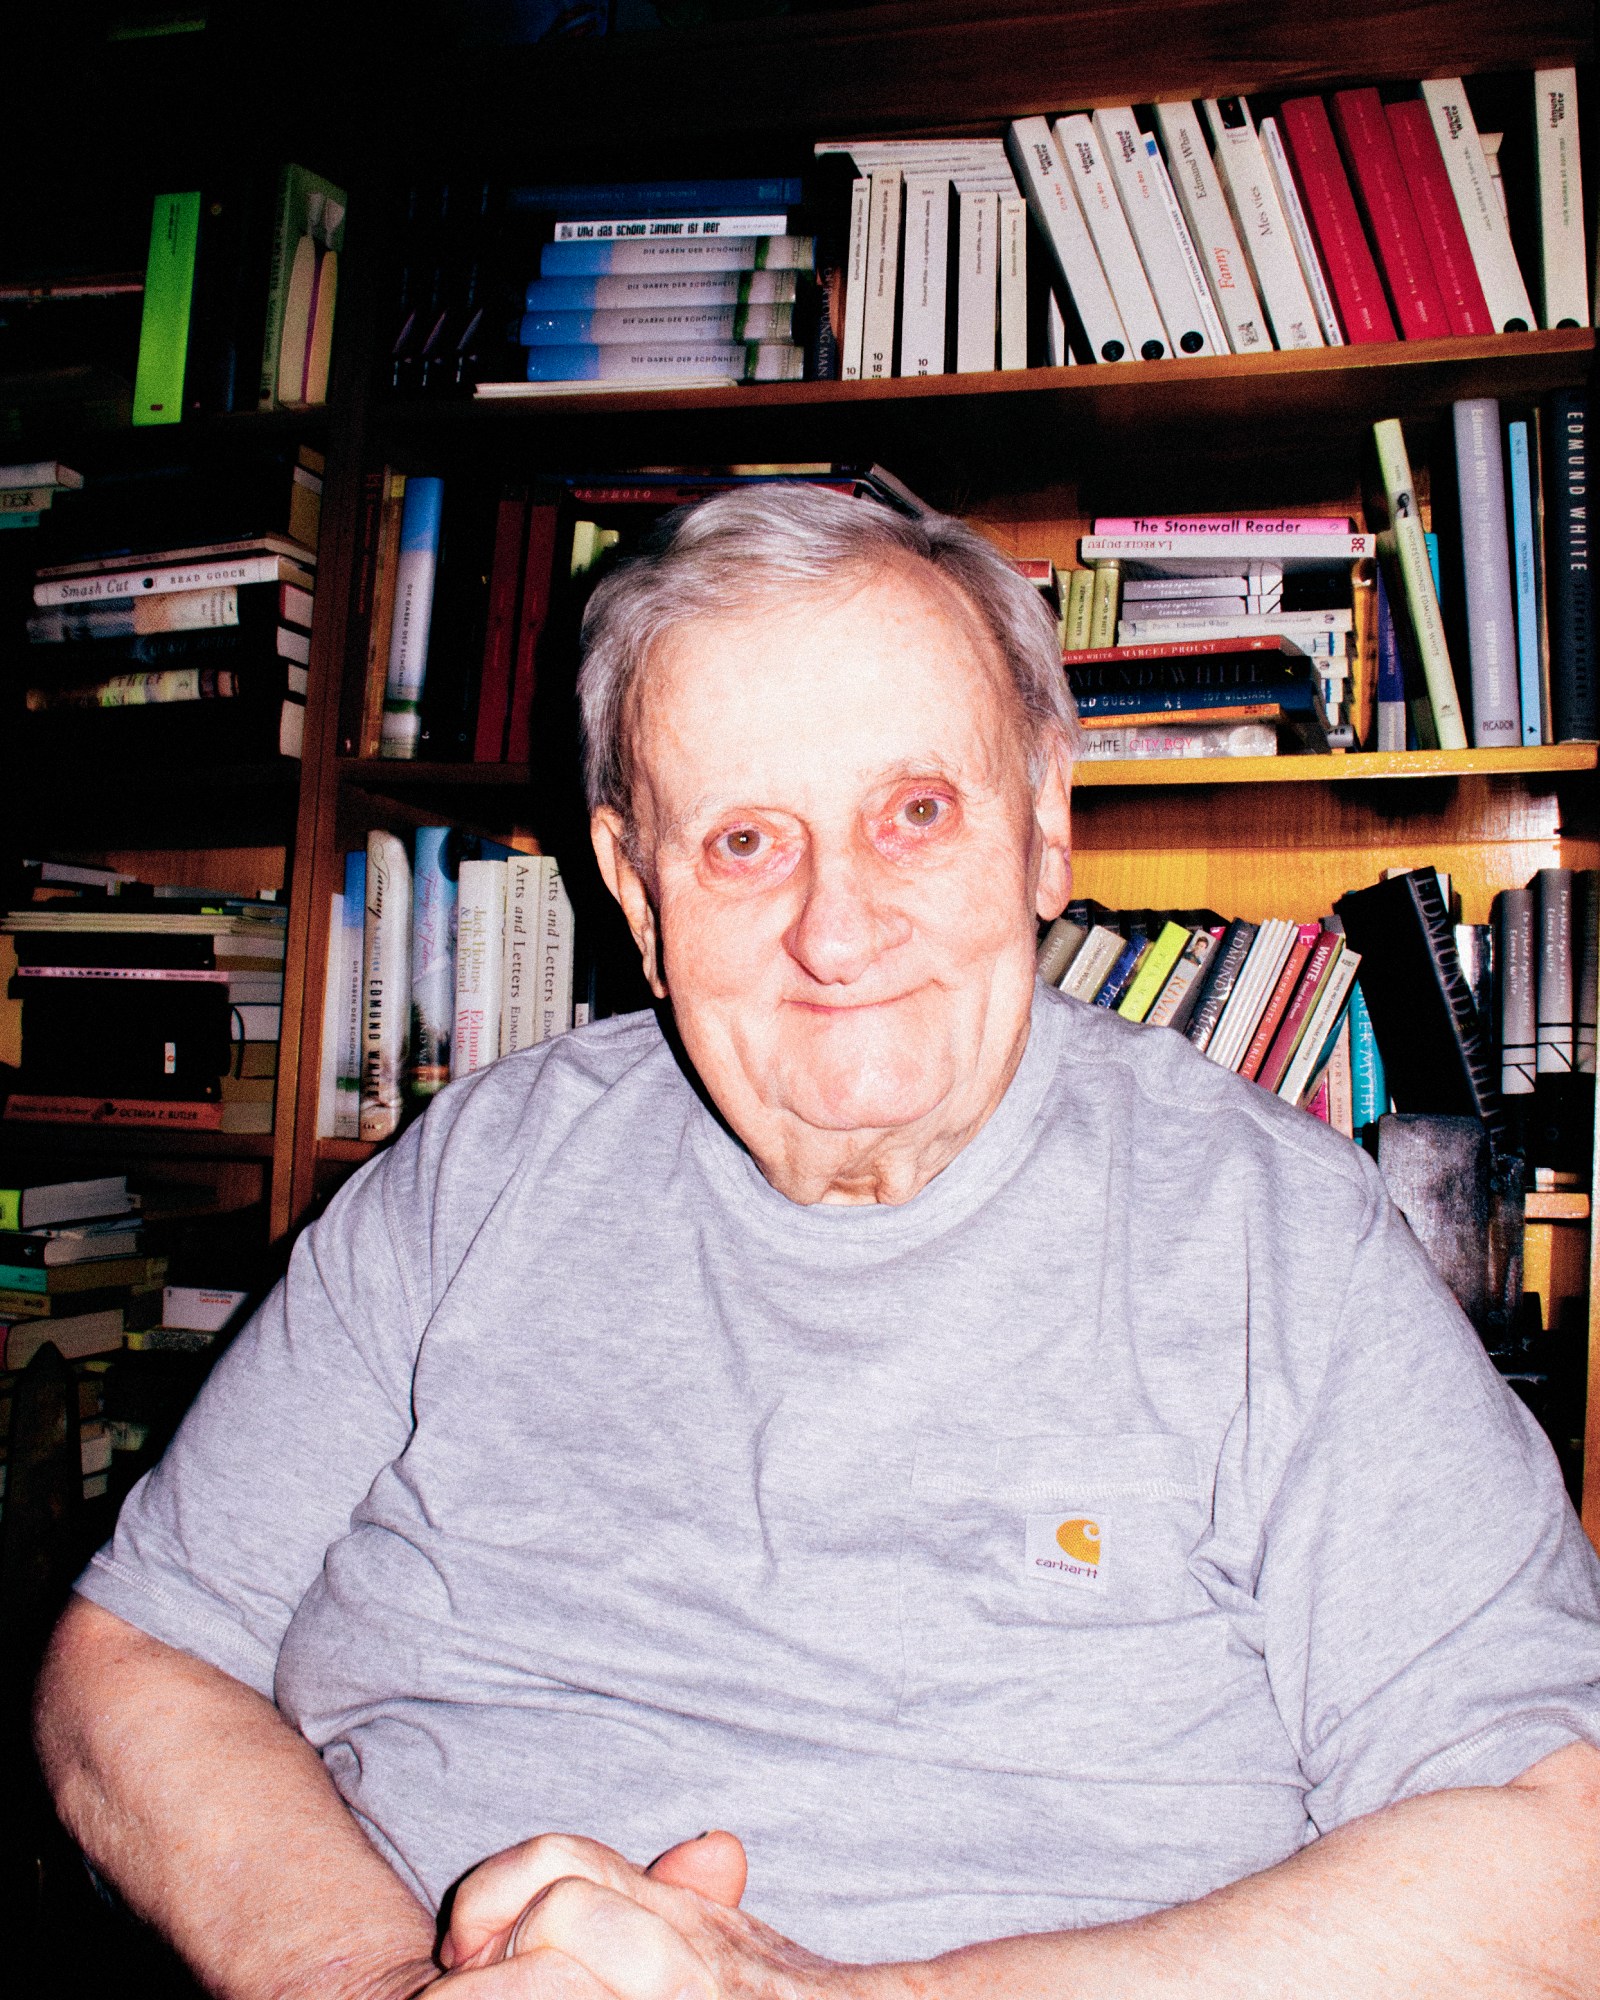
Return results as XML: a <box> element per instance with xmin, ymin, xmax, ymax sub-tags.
<box><xmin>610</xmin><ymin>561</ymin><xmax>1069</xmax><ymax>1170</ymax></box>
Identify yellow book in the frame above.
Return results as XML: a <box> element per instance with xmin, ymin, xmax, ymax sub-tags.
<box><xmin>1118</xmin><ymin>920</ymin><xmax>1192</xmax><ymax>1022</ymax></box>
<box><xmin>1373</xmin><ymin>418</ymin><xmax>1467</xmax><ymax>749</ymax></box>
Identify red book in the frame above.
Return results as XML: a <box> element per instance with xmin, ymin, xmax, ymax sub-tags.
<box><xmin>472</xmin><ymin>489</ymin><xmax>528</xmax><ymax>762</ymax></box>
<box><xmin>1384</xmin><ymin>98</ymin><xmax>1495</xmax><ymax>337</ymax></box>
<box><xmin>1238</xmin><ymin>923</ymin><xmax>1320</xmax><ymax>1082</ymax></box>
<box><xmin>1256</xmin><ymin>929</ymin><xmax>1342</xmax><ymax>1093</ymax></box>
<box><xmin>2</xmin><ymin>1095</ymin><xmax>224</xmax><ymax>1130</ymax></box>
<box><xmin>504</xmin><ymin>501</ymin><xmax>561</xmax><ymax>765</ymax></box>
<box><xmin>1279</xmin><ymin>98</ymin><xmax>1397</xmax><ymax>343</ymax></box>
<box><xmin>1331</xmin><ymin>88</ymin><xmax>1450</xmax><ymax>340</ymax></box>
<box><xmin>1062</xmin><ymin>635</ymin><xmax>1305</xmax><ymax>667</ymax></box>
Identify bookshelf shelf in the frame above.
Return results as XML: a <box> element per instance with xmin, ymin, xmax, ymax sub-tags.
<box><xmin>1077</xmin><ymin>746</ymin><xmax>1600</xmax><ymax>788</ymax></box>
<box><xmin>0</xmin><ymin>1123</ymin><xmax>277</xmax><ymax>1160</ymax></box>
<box><xmin>340</xmin><ymin>759</ymin><xmax>533</xmax><ymax>789</ymax></box>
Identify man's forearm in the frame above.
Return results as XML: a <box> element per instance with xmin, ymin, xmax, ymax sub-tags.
<box><xmin>900</xmin><ymin>1744</ymin><xmax>1600</xmax><ymax>2000</ymax></box>
<box><xmin>35</xmin><ymin>1597</ymin><xmax>441</xmax><ymax>2000</ymax></box>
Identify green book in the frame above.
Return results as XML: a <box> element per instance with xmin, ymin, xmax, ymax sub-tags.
<box><xmin>132</xmin><ymin>190</ymin><xmax>201</xmax><ymax>426</ymax></box>
<box><xmin>259</xmin><ymin>165</ymin><xmax>349</xmax><ymax>412</ymax></box>
<box><xmin>1118</xmin><ymin>920</ymin><xmax>1193</xmax><ymax>1023</ymax></box>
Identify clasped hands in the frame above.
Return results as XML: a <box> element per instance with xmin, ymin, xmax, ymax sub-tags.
<box><xmin>432</xmin><ymin>1829</ymin><xmax>883</xmax><ymax>2000</ymax></box>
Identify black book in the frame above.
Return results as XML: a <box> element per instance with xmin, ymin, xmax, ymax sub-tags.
<box><xmin>1546</xmin><ymin>391</ymin><xmax>1595</xmax><ymax>742</ymax></box>
<box><xmin>1184</xmin><ymin>918</ymin><xmax>1258</xmax><ymax>1054</ymax></box>
<box><xmin>10</xmin><ymin>933</ymin><xmax>216</xmax><ymax>970</ymax></box>
<box><xmin>19</xmin><ymin>981</ymin><xmax>233</xmax><ymax>1096</ymax></box>
<box><xmin>418</xmin><ymin>482</ymin><xmax>501</xmax><ymax>760</ymax></box>
<box><xmin>1335</xmin><ymin>869</ymin><xmax>1507</xmax><ymax>1148</ymax></box>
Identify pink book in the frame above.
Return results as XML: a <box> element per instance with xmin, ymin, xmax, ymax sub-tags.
<box><xmin>1384</xmin><ymin>98</ymin><xmax>1495</xmax><ymax>337</ymax></box>
<box><xmin>1279</xmin><ymin>97</ymin><xmax>1397</xmax><ymax>343</ymax></box>
<box><xmin>1331</xmin><ymin>87</ymin><xmax>1449</xmax><ymax>340</ymax></box>
<box><xmin>1092</xmin><ymin>515</ymin><xmax>1352</xmax><ymax>535</ymax></box>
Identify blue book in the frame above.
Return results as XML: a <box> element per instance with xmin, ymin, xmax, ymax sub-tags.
<box><xmin>1506</xmin><ymin>419</ymin><xmax>1543</xmax><ymax>747</ymax></box>
<box><xmin>1094</xmin><ymin>933</ymin><xmax>1148</xmax><ymax>1010</ymax></box>
<box><xmin>1347</xmin><ymin>982</ymin><xmax>1387</xmax><ymax>1134</ymax></box>
<box><xmin>1424</xmin><ymin>529</ymin><xmax>1441</xmax><ymax>600</ymax></box>
<box><xmin>410</xmin><ymin>828</ymin><xmax>459</xmax><ymax>1097</ymax></box>
<box><xmin>522</xmin><ymin>342</ymin><xmax>799</xmax><ymax>384</ymax></box>
<box><xmin>508</xmin><ymin>178</ymin><xmax>803</xmax><ymax>215</ymax></box>
<box><xmin>541</xmin><ymin>236</ymin><xmax>813</xmax><ymax>278</ymax></box>
<box><xmin>523</xmin><ymin>272</ymin><xmax>789</xmax><ymax>311</ymax></box>
<box><xmin>379</xmin><ymin>477</ymin><xmax>444</xmax><ymax>760</ymax></box>
<box><xmin>335</xmin><ymin>852</ymin><xmax>367</xmax><ymax>1138</ymax></box>
<box><xmin>1374</xmin><ymin>565</ymin><xmax>1407</xmax><ymax>752</ymax></box>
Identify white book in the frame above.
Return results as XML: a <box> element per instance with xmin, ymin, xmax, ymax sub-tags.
<box><xmin>1046</xmin><ymin>292</ymin><xmax>1068</xmax><ymax>365</ymax></box>
<box><xmin>840</xmin><ymin>175</ymin><xmax>872</xmax><ymax>380</ymax></box>
<box><xmin>1209</xmin><ymin>919</ymin><xmax>1297</xmax><ymax>1071</ymax></box>
<box><xmin>1142</xmin><ymin>133</ymin><xmax>1229</xmax><ymax>356</ymax></box>
<box><xmin>336</xmin><ymin>874</ymin><xmax>364</xmax><ymax>1139</ymax></box>
<box><xmin>451</xmin><ymin>859</ymin><xmax>506</xmax><ymax>1079</ymax></box>
<box><xmin>861</xmin><ymin>167</ymin><xmax>903</xmax><ymax>380</ymax></box>
<box><xmin>998</xmin><ymin>193</ymin><xmax>1028</xmax><ymax>368</ymax></box>
<box><xmin>1123</xmin><ymin>571</ymin><xmax>1282</xmax><ymax>597</ymax></box>
<box><xmin>1059</xmin><ymin>925</ymin><xmax>1128</xmax><ymax>1001</ymax></box>
<box><xmin>816</xmin><ymin>139</ymin><xmax>1016</xmax><ymax>192</ymax></box>
<box><xmin>552</xmin><ymin>213</ymin><xmax>787</xmax><ymax>240</ymax></box>
<box><xmin>1094</xmin><ymin>107</ymin><xmax>1213</xmax><ymax>355</ymax></box>
<box><xmin>1533</xmin><ymin>68</ymin><xmax>1589</xmax><ymax>328</ymax></box>
<box><xmin>1152</xmin><ymin>101</ymin><xmax>1268</xmax><ymax>353</ymax></box>
<box><xmin>1419</xmin><ymin>79</ymin><xmax>1537</xmax><ymax>334</ymax></box>
<box><xmin>1202</xmin><ymin>97</ymin><xmax>1322</xmax><ymax>350</ymax></box>
<box><xmin>955</xmin><ymin>187</ymin><xmax>998</xmax><ymax>372</ymax></box>
<box><xmin>1116</xmin><ymin>611</ymin><xmax>1350</xmax><ymax>641</ymax></box>
<box><xmin>1279</xmin><ymin>948</ymin><xmax>1360</xmax><ymax>1106</ymax></box>
<box><xmin>358</xmin><ymin>831</ymin><xmax>412</xmax><ymax>1143</ymax></box>
<box><xmin>32</xmin><ymin>551</ymin><xmax>313</xmax><ymax>607</ymax></box>
<box><xmin>1259</xmin><ymin>116</ymin><xmax>1345</xmax><ymax>345</ymax></box>
<box><xmin>898</xmin><ymin>174</ymin><xmax>950</xmax><ymax>376</ymax></box>
<box><xmin>1054</xmin><ymin>115</ymin><xmax>1169</xmax><ymax>359</ymax></box>
<box><xmin>314</xmin><ymin>891</ymin><xmax>346</xmax><ymax>1141</ymax></box>
<box><xmin>500</xmin><ymin>853</ymin><xmax>541</xmax><ymax>1055</ymax></box>
<box><xmin>1080</xmin><ymin>532</ymin><xmax>1371</xmax><ymax>568</ymax></box>
<box><xmin>1006</xmin><ymin>117</ymin><xmax>1129</xmax><ymax>362</ymax></box>
<box><xmin>536</xmin><ymin>859</ymin><xmax>576</xmax><ymax>1042</ymax></box>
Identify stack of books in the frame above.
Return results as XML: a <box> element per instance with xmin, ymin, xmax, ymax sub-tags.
<box><xmin>0</xmin><ymin>1175</ymin><xmax>162</xmax><ymax>1371</ymax></box>
<box><xmin>495</xmin><ymin>177</ymin><xmax>813</xmax><ymax>393</ymax></box>
<box><xmin>1</xmin><ymin>863</ymin><xmax>288</xmax><ymax>1135</ymax></box>
<box><xmin>1</xmin><ymin>459</ymin><xmax>83</xmax><ymax>534</ymax></box>
<box><xmin>317</xmin><ymin>827</ymin><xmax>580</xmax><ymax>1144</ymax></box>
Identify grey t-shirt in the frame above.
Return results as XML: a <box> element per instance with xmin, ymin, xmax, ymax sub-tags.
<box><xmin>80</xmin><ymin>986</ymin><xmax>1600</xmax><ymax>1960</ymax></box>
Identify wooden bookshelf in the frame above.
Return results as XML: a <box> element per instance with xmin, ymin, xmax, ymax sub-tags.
<box><xmin>1077</xmin><ymin>746</ymin><xmax>1600</xmax><ymax>787</ymax></box>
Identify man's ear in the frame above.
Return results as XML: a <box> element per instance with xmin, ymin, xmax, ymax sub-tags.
<box><xmin>591</xmin><ymin>807</ymin><xmax>667</xmax><ymax>999</ymax></box>
<box><xmin>1032</xmin><ymin>729</ymin><xmax>1074</xmax><ymax>921</ymax></box>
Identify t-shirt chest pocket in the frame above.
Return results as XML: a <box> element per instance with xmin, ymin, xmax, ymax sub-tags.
<box><xmin>896</xmin><ymin>1431</ymin><xmax>1222</xmax><ymax>1775</ymax></box>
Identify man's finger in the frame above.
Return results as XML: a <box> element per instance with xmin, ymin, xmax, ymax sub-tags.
<box><xmin>646</xmin><ymin>1831</ymin><xmax>748</xmax><ymax>1909</ymax></box>
<box><xmin>446</xmin><ymin>1833</ymin><xmax>644</xmax><ymax>1970</ymax></box>
<box><xmin>511</xmin><ymin>1874</ymin><xmax>717</xmax><ymax>2000</ymax></box>
<box><xmin>438</xmin><ymin>1941</ymin><xmax>618</xmax><ymax>1998</ymax></box>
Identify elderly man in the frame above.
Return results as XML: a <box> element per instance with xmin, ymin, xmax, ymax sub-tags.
<box><xmin>36</xmin><ymin>487</ymin><xmax>1600</xmax><ymax>1999</ymax></box>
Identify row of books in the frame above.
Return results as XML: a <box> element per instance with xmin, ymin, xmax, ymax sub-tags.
<box><xmin>458</xmin><ymin>66</ymin><xmax>1589</xmax><ymax>396</ymax></box>
<box><xmin>14</xmin><ymin>445</ymin><xmax>324</xmax><ymax>761</ymax></box>
<box><xmin>1059</xmin><ymin>395</ymin><xmax>1596</xmax><ymax>755</ymax></box>
<box><xmin>1</xmin><ymin>458</ymin><xmax>83</xmax><ymax>535</ymax></box>
<box><xmin>0</xmin><ymin>863</ymin><xmax>288</xmax><ymax>1135</ymax></box>
<box><xmin>316</xmin><ymin>828</ymin><xmax>581</xmax><ymax>1143</ymax></box>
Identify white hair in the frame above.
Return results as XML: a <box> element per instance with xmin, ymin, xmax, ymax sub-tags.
<box><xmin>576</xmin><ymin>483</ymin><xmax>1079</xmax><ymax>827</ymax></box>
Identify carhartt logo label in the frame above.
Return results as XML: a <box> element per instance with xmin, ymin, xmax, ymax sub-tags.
<box><xmin>1025</xmin><ymin>1514</ymin><xmax>1104</xmax><ymax>1588</ymax></box>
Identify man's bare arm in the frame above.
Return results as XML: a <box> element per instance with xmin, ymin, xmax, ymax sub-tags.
<box><xmin>34</xmin><ymin>1597</ymin><xmax>440</xmax><ymax>2000</ymax></box>
<box><xmin>442</xmin><ymin>1743</ymin><xmax>1600</xmax><ymax>1999</ymax></box>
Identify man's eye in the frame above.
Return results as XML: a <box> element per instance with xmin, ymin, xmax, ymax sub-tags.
<box><xmin>901</xmin><ymin>796</ymin><xmax>945</xmax><ymax>827</ymax></box>
<box><xmin>719</xmin><ymin>828</ymin><xmax>764</xmax><ymax>859</ymax></box>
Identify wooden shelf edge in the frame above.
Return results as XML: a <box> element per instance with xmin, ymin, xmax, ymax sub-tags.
<box><xmin>0</xmin><ymin>1120</ymin><xmax>277</xmax><ymax>1158</ymax></box>
<box><xmin>390</xmin><ymin>330</ymin><xmax>1594</xmax><ymax>425</ymax></box>
<box><xmin>340</xmin><ymin>759</ymin><xmax>533</xmax><ymax>787</ymax></box>
<box><xmin>1526</xmin><ymin>1192</ymin><xmax>1591</xmax><ymax>1223</ymax></box>
<box><xmin>317</xmin><ymin>1138</ymin><xmax>380</xmax><ymax>1164</ymax></box>
<box><xmin>1075</xmin><ymin>745</ymin><xmax>1600</xmax><ymax>787</ymax></box>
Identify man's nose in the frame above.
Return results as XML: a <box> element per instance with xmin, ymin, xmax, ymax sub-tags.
<box><xmin>783</xmin><ymin>850</ymin><xmax>912</xmax><ymax>985</ymax></box>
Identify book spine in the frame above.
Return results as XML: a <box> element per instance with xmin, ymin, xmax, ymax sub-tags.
<box><xmin>379</xmin><ymin>476</ymin><xmax>444</xmax><ymax>760</ymax></box>
<box><xmin>358</xmin><ymin>831</ymin><xmax>412</xmax><ymax>1142</ymax></box>
<box><xmin>897</xmin><ymin>174</ymin><xmax>950</xmax><ymax>376</ymax></box>
<box><xmin>540</xmin><ymin>236</ymin><xmax>815</xmax><ymax>276</ymax></box>
<box><xmin>1185</xmin><ymin>919</ymin><xmax>1257</xmax><ymax>1052</ymax></box>
<box><xmin>1006</xmin><ymin>117</ymin><xmax>1129</xmax><ymax>362</ymax></box>
<box><xmin>3</xmin><ymin>1096</ymin><xmax>222</xmax><ymax>1130</ymax></box>
<box><xmin>526</xmin><ymin>271</ymin><xmax>796</xmax><ymax>310</ymax></box>
<box><xmin>257</xmin><ymin>166</ymin><xmax>298</xmax><ymax>413</ymax></box>
<box><xmin>1203</xmin><ymin>98</ymin><xmax>1321</xmax><ymax>350</ymax></box>
<box><xmin>1452</xmin><ymin>398</ymin><xmax>1521</xmax><ymax>745</ymax></box>
<box><xmin>1374</xmin><ymin>562</ymin><xmax>1407</xmax><ymax>751</ymax></box>
<box><xmin>1063</xmin><ymin>570</ymin><xmax>1093</xmax><ymax>650</ymax></box>
<box><xmin>1547</xmin><ymin>391</ymin><xmax>1596</xmax><ymax>741</ymax></box>
<box><xmin>839</xmin><ymin>175</ymin><xmax>873</xmax><ymax>381</ymax></box>
<box><xmin>536</xmin><ymin>860</ymin><xmax>576</xmax><ymax>1042</ymax></box>
<box><xmin>1151</xmin><ymin>102</ymin><xmax>1268</xmax><ymax>354</ymax></box>
<box><xmin>509</xmin><ymin>176</ymin><xmax>805</xmax><ymax>215</ymax></box>
<box><xmin>1278</xmin><ymin>98</ymin><xmax>1397</xmax><ymax>343</ymax></box>
<box><xmin>473</xmin><ymin>491</ymin><xmax>527</xmax><ymax>762</ymax></box>
<box><xmin>1578</xmin><ymin>871</ymin><xmax>1599</xmax><ymax>1075</ymax></box>
<box><xmin>521</xmin><ymin>342</ymin><xmax>802</xmax><ymax>383</ymax></box>
<box><xmin>1258</xmin><ymin>117</ymin><xmax>1345</xmax><ymax>345</ymax></box>
<box><xmin>1089</xmin><ymin>562</ymin><xmax>1120</xmax><ymax>648</ymax></box>
<box><xmin>335</xmin><ymin>850</ymin><xmax>366</xmax><ymax>1138</ymax></box>
<box><xmin>359</xmin><ymin>471</ymin><xmax>407</xmax><ymax>758</ymax></box>
<box><xmin>1330</xmin><ymin>88</ymin><xmax>1449</xmax><ymax>340</ymax></box>
<box><xmin>1094</xmin><ymin>108</ymin><xmax>1213</xmax><ymax>355</ymax></box>
<box><xmin>506</xmin><ymin>501</ymin><xmax>560</xmax><ymax>763</ymax></box>
<box><xmin>1117</xmin><ymin>921</ymin><xmax>1191</xmax><ymax>1020</ymax></box>
<box><xmin>1056</xmin><ymin>115</ymin><xmax>1169</xmax><ymax>359</ymax></box>
<box><xmin>1536</xmin><ymin>866</ymin><xmax>1575</xmax><ymax>1073</ymax></box>
<box><xmin>551</xmin><ymin>212</ymin><xmax>789</xmax><ymax>241</ymax></box>
<box><xmin>500</xmin><ymin>853</ymin><xmax>540</xmax><ymax>1054</ymax></box>
<box><xmin>409</xmin><ymin>827</ymin><xmax>457</xmax><ymax>1096</ymax></box>
<box><xmin>1496</xmin><ymin>884</ymin><xmax>1538</xmax><ymax>1094</ymax></box>
<box><xmin>1506</xmin><ymin>419</ymin><xmax>1544</xmax><ymax>746</ymax></box>
<box><xmin>1239</xmin><ymin>924</ymin><xmax>1318</xmax><ymax>1080</ymax></box>
<box><xmin>1383</xmin><ymin>99</ymin><xmax>1495</xmax><ymax>336</ymax></box>
<box><xmin>1059</xmin><ymin>926</ymin><xmax>1125</xmax><ymax>1001</ymax></box>
<box><xmin>1147</xmin><ymin>926</ymin><xmax>1223</xmax><ymax>1030</ymax></box>
<box><xmin>1419</xmin><ymin>79</ymin><xmax>1537</xmax><ymax>333</ymax></box>
<box><xmin>34</xmin><ymin>554</ymin><xmax>307</xmax><ymax>607</ymax></box>
<box><xmin>1279</xmin><ymin>949</ymin><xmax>1360</xmax><ymax>1104</ymax></box>
<box><xmin>1077</xmin><ymin>721</ymin><xmax>1277</xmax><ymax>759</ymax></box>
<box><xmin>1141</xmin><ymin>135</ymin><xmax>1229</xmax><ymax>355</ymax></box>
<box><xmin>1258</xmin><ymin>930</ymin><xmax>1340</xmax><ymax>1092</ymax></box>
<box><xmin>998</xmin><ymin>193</ymin><xmax>1028</xmax><ymax>370</ymax></box>
<box><xmin>1373</xmin><ymin>419</ymin><xmax>1468</xmax><ymax>749</ymax></box>
<box><xmin>450</xmin><ymin>859</ymin><xmax>506</xmax><ymax>1079</ymax></box>
<box><xmin>1534</xmin><ymin>68</ymin><xmax>1589</xmax><ymax>327</ymax></box>
<box><xmin>315</xmin><ymin>891</ymin><xmax>346</xmax><ymax>1141</ymax></box>
<box><xmin>955</xmin><ymin>188</ymin><xmax>999</xmax><ymax>373</ymax></box>
<box><xmin>518</xmin><ymin>304</ymin><xmax>793</xmax><ymax>344</ymax></box>
<box><xmin>133</xmin><ymin>191</ymin><xmax>201</xmax><ymax>427</ymax></box>
<box><xmin>1036</xmin><ymin>917</ymin><xmax>1087</xmax><ymax>986</ymax></box>
<box><xmin>860</xmin><ymin>169</ymin><xmax>903</xmax><ymax>380</ymax></box>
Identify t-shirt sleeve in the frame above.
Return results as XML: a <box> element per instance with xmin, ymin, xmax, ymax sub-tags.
<box><xmin>1257</xmin><ymin>1177</ymin><xmax>1600</xmax><ymax>1831</ymax></box>
<box><xmin>75</xmin><ymin>1125</ymin><xmax>435</xmax><ymax>1698</ymax></box>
